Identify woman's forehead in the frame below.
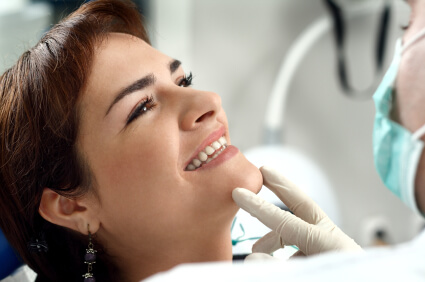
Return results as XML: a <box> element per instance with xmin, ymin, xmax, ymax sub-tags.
<box><xmin>83</xmin><ymin>33</ymin><xmax>168</xmax><ymax>102</ymax></box>
<box><xmin>94</xmin><ymin>33</ymin><xmax>162</xmax><ymax>70</ymax></box>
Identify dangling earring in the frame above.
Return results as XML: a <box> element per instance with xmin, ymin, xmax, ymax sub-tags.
<box><xmin>82</xmin><ymin>224</ymin><xmax>97</xmax><ymax>282</ymax></box>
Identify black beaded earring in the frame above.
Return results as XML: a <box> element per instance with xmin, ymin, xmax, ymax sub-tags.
<box><xmin>82</xmin><ymin>224</ymin><xmax>97</xmax><ymax>282</ymax></box>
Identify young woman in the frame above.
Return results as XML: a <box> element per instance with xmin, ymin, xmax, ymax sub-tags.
<box><xmin>0</xmin><ymin>0</ymin><xmax>262</xmax><ymax>281</ymax></box>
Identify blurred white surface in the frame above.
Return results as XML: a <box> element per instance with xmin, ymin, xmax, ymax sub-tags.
<box><xmin>146</xmin><ymin>229</ymin><xmax>425</xmax><ymax>282</ymax></box>
<box><xmin>0</xmin><ymin>2</ymin><xmax>51</xmax><ymax>73</ymax></box>
<box><xmin>0</xmin><ymin>0</ymin><xmax>29</xmax><ymax>15</ymax></box>
<box><xmin>0</xmin><ymin>266</ymin><xmax>36</xmax><ymax>282</ymax></box>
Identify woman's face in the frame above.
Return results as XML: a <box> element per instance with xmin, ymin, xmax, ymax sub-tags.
<box><xmin>396</xmin><ymin>0</ymin><xmax>425</xmax><ymax>212</ymax></box>
<box><xmin>77</xmin><ymin>33</ymin><xmax>262</xmax><ymax>255</ymax></box>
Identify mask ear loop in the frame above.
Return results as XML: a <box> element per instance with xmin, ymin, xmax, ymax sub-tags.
<box><xmin>412</xmin><ymin>124</ymin><xmax>425</xmax><ymax>141</ymax></box>
<box><xmin>401</xmin><ymin>27</ymin><xmax>425</xmax><ymax>55</ymax></box>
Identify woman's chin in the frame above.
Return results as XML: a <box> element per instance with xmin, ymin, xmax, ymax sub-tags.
<box><xmin>193</xmin><ymin>151</ymin><xmax>262</xmax><ymax>216</ymax></box>
<box><xmin>225</xmin><ymin>152</ymin><xmax>263</xmax><ymax>194</ymax></box>
<box><xmin>241</xmin><ymin>154</ymin><xmax>263</xmax><ymax>194</ymax></box>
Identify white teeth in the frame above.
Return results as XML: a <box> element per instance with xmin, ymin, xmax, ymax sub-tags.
<box><xmin>192</xmin><ymin>159</ymin><xmax>202</xmax><ymax>167</ymax></box>
<box><xmin>198</xmin><ymin>151</ymin><xmax>208</xmax><ymax>162</ymax></box>
<box><xmin>187</xmin><ymin>164</ymin><xmax>196</xmax><ymax>171</ymax></box>
<box><xmin>205</xmin><ymin>146</ymin><xmax>215</xmax><ymax>155</ymax></box>
<box><xmin>186</xmin><ymin>136</ymin><xmax>228</xmax><ymax>171</ymax></box>
<box><xmin>211</xmin><ymin>141</ymin><xmax>221</xmax><ymax>150</ymax></box>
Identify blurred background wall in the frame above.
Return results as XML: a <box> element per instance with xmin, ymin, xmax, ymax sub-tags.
<box><xmin>0</xmin><ymin>0</ymin><xmax>423</xmax><ymax>250</ymax></box>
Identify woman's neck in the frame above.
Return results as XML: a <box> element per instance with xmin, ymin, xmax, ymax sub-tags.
<box><xmin>117</xmin><ymin>220</ymin><xmax>234</xmax><ymax>281</ymax></box>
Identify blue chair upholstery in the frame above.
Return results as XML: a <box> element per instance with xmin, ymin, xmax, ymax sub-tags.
<box><xmin>0</xmin><ymin>229</ymin><xmax>22</xmax><ymax>280</ymax></box>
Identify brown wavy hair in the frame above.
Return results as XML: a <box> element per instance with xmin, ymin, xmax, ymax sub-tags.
<box><xmin>0</xmin><ymin>0</ymin><xmax>149</xmax><ymax>281</ymax></box>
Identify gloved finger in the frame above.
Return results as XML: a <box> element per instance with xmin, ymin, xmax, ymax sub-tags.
<box><xmin>244</xmin><ymin>253</ymin><xmax>279</xmax><ymax>261</ymax></box>
<box><xmin>286</xmin><ymin>223</ymin><xmax>361</xmax><ymax>254</ymax></box>
<box><xmin>233</xmin><ymin>188</ymin><xmax>348</xmax><ymax>254</ymax></box>
<box><xmin>232</xmin><ymin>188</ymin><xmax>308</xmax><ymax>235</ymax></box>
<box><xmin>290</xmin><ymin>250</ymin><xmax>306</xmax><ymax>258</ymax></box>
<box><xmin>260</xmin><ymin>166</ymin><xmax>329</xmax><ymax>225</ymax></box>
<box><xmin>252</xmin><ymin>231</ymin><xmax>283</xmax><ymax>254</ymax></box>
<box><xmin>233</xmin><ymin>188</ymin><xmax>324</xmax><ymax>250</ymax></box>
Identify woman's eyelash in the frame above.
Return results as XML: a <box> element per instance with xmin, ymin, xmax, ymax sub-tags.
<box><xmin>127</xmin><ymin>95</ymin><xmax>156</xmax><ymax>125</ymax></box>
<box><xmin>179</xmin><ymin>72</ymin><xmax>193</xmax><ymax>87</ymax></box>
<box><xmin>125</xmin><ymin>73</ymin><xmax>193</xmax><ymax>125</ymax></box>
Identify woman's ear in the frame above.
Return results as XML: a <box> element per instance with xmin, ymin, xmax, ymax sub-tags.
<box><xmin>39</xmin><ymin>188</ymin><xmax>100</xmax><ymax>235</ymax></box>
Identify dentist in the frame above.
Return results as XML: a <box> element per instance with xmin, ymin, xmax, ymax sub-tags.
<box><xmin>232</xmin><ymin>0</ymin><xmax>425</xmax><ymax>267</ymax></box>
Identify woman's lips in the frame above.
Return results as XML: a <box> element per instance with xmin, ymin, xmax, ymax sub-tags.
<box><xmin>184</xmin><ymin>127</ymin><xmax>225</xmax><ymax>169</ymax></box>
<box><xmin>184</xmin><ymin>126</ymin><xmax>241</xmax><ymax>171</ymax></box>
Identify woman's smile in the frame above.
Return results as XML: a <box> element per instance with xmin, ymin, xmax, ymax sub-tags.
<box><xmin>184</xmin><ymin>127</ymin><xmax>237</xmax><ymax>171</ymax></box>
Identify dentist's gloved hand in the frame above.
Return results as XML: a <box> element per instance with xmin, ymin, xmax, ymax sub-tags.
<box><xmin>232</xmin><ymin>166</ymin><xmax>362</xmax><ymax>257</ymax></box>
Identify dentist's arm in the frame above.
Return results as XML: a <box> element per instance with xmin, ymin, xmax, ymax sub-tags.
<box><xmin>232</xmin><ymin>166</ymin><xmax>362</xmax><ymax>256</ymax></box>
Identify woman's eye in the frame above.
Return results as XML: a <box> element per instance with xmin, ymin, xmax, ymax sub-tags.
<box><xmin>127</xmin><ymin>95</ymin><xmax>156</xmax><ymax>125</ymax></box>
<box><xmin>178</xmin><ymin>72</ymin><xmax>193</xmax><ymax>87</ymax></box>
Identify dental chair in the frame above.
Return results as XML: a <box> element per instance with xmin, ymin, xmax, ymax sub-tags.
<box><xmin>0</xmin><ymin>230</ymin><xmax>22</xmax><ymax>280</ymax></box>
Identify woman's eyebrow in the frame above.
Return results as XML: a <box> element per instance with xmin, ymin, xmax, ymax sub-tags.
<box><xmin>104</xmin><ymin>59</ymin><xmax>182</xmax><ymax>117</ymax></box>
<box><xmin>105</xmin><ymin>73</ymin><xmax>156</xmax><ymax>117</ymax></box>
<box><xmin>169</xmin><ymin>59</ymin><xmax>181</xmax><ymax>74</ymax></box>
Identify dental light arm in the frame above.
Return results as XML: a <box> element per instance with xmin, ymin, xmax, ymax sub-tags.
<box><xmin>264</xmin><ymin>15</ymin><xmax>331</xmax><ymax>144</ymax></box>
<box><xmin>264</xmin><ymin>0</ymin><xmax>391</xmax><ymax>144</ymax></box>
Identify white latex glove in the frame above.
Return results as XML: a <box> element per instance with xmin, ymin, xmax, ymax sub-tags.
<box><xmin>232</xmin><ymin>166</ymin><xmax>362</xmax><ymax>256</ymax></box>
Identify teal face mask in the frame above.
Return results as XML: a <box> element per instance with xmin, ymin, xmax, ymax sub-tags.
<box><xmin>373</xmin><ymin>28</ymin><xmax>425</xmax><ymax>216</ymax></box>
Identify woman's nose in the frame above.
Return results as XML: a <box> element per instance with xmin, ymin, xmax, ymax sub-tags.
<box><xmin>178</xmin><ymin>89</ymin><xmax>222</xmax><ymax>131</ymax></box>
